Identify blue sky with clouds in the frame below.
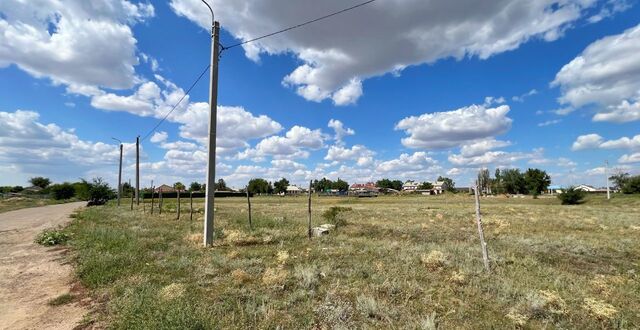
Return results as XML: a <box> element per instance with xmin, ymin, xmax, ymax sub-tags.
<box><xmin>1</xmin><ymin>0</ymin><xmax>639</xmax><ymax>189</ymax></box>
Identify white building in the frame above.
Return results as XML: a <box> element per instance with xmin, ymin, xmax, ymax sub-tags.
<box><xmin>402</xmin><ymin>180</ymin><xmax>419</xmax><ymax>191</ymax></box>
<box><xmin>286</xmin><ymin>185</ymin><xmax>304</xmax><ymax>195</ymax></box>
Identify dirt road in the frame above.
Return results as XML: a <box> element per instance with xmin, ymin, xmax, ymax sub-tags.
<box><xmin>0</xmin><ymin>202</ymin><xmax>88</xmax><ymax>330</ymax></box>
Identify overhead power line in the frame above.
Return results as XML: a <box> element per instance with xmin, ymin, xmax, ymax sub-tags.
<box><xmin>140</xmin><ymin>64</ymin><xmax>211</xmax><ymax>142</ymax></box>
<box><xmin>223</xmin><ymin>0</ymin><xmax>377</xmax><ymax>50</ymax></box>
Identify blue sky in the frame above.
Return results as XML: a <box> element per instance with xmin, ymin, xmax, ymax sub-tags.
<box><xmin>1</xmin><ymin>0</ymin><xmax>639</xmax><ymax>189</ymax></box>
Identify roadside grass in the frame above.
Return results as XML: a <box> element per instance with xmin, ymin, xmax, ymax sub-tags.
<box><xmin>66</xmin><ymin>194</ymin><xmax>640</xmax><ymax>328</ymax></box>
<box><xmin>0</xmin><ymin>196</ymin><xmax>73</xmax><ymax>213</ymax></box>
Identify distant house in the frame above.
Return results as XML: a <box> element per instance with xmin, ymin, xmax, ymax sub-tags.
<box><xmin>402</xmin><ymin>180</ymin><xmax>419</xmax><ymax>191</ymax></box>
<box><xmin>155</xmin><ymin>184</ymin><xmax>175</xmax><ymax>193</ymax></box>
<box><xmin>349</xmin><ymin>182</ymin><xmax>379</xmax><ymax>197</ymax></box>
<box><xmin>349</xmin><ymin>182</ymin><xmax>379</xmax><ymax>192</ymax></box>
<box><xmin>574</xmin><ymin>184</ymin><xmax>597</xmax><ymax>192</ymax></box>
<box><xmin>286</xmin><ymin>185</ymin><xmax>304</xmax><ymax>195</ymax></box>
<box><xmin>432</xmin><ymin>181</ymin><xmax>447</xmax><ymax>194</ymax></box>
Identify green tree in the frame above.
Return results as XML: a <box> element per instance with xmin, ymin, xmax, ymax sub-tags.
<box><xmin>493</xmin><ymin>168</ymin><xmax>503</xmax><ymax>194</ymax></box>
<box><xmin>418</xmin><ymin>181</ymin><xmax>433</xmax><ymax>190</ymax></box>
<box><xmin>248</xmin><ymin>178</ymin><xmax>272</xmax><ymax>194</ymax></box>
<box><xmin>88</xmin><ymin>178</ymin><xmax>115</xmax><ymax>201</ymax></box>
<box><xmin>215</xmin><ymin>179</ymin><xmax>229</xmax><ymax>191</ymax></box>
<box><xmin>273</xmin><ymin>178</ymin><xmax>290</xmax><ymax>194</ymax></box>
<box><xmin>121</xmin><ymin>182</ymin><xmax>134</xmax><ymax>197</ymax></box>
<box><xmin>331</xmin><ymin>178</ymin><xmax>349</xmax><ymax>191</ymax></box>
<box><xmin>437</xmin><ymin>176</ymin><xmax>455</xmax><ymax>192</ymax></box>
<box><xmin>10</xmin><ymin>186</ymin><xmax>24</xmax><ymax>193</ymax></box>
<box><xmin>524</xmin><ymin>168</ymin><xmax>551</xmax><ymax>196</ymax></box>
<box><xmin>313</xmin><ymin>178</ymin><xmax>333</xmax><ymax>192</ymax></box>
<box><xmin>50</xmin><ymin>183</ymin><xmax>76</xmax><ymax>200</ymax></box>
<box><xmin>501</xmin><ymin>169</ymin><xmax>526</xmax><ymax>194</ymax></box>
<box><xmin>72</xmin><ymin>179</ymin><xmax>92</xmax><ymax>200</ymax></box>
<box><xmin>173</xmin><ymin>182</ymin><xmax>186</xmax><ymax>191</ymax></box>
<box><xmin>477</xmin><ymin>168</ymin><xmax>491</xmax><ymax>194</ymax></box>
<box><xmin>29</xmin><ymin>177</ymin><xmax>51</xmax><ymax>189</ymax></box>
<box><xmin>621</xmin><ymin>175</ymin><xmax>640</xmax><ymax>194</ymax></box>
<box><xmin>609</xmin><ymin>171</ymin><xmax>630</xmax><ymax>190</ymax></box>
<box><xmin>189</xmin><ymin>182</ymin><xmax>202</xmax><ymax>192</ymax></box>
<box><xmin>376</xmin><ymin>179</ymin><xmax>403</xmax><ymax>191</ymax></box>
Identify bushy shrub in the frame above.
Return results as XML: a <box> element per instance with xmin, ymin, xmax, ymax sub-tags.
<box><xmin>322</xmin><ymin>206</ymin><xmax>352</xmax><ymax>228</ymax></box>
<box><xmin>50</xmin><ymin>183</ymin><xmax>76</xmax><ymax>200</ymax></box>
<box><xmin>621</xmin><ymin>175</ymin><xmax>640</xmax><ymax>194</ymax></box>
<box><xmin>557</xmin><ymin>187</ymin><xmax>585</xmax><ymax>205</ymax></box>
<box><xmin>35</xmin><ymin>229</ymin><xmax>70</xmax><ymax>246</ymax></box>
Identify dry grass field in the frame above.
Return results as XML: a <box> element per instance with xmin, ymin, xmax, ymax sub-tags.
<box><xmin>0</xmin><ymin>196</ymin><xmax>65</xmax><ymax>213</ymax></box>
<box><xmin>64</xmin><ymin>194</ymin><xmax>640</xmax><ymax>329</ymax></box>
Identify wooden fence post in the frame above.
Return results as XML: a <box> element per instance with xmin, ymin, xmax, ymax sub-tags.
<box><xmin>151</xmin><ymin>187</ymin><xmax>155</xmax><ymax>215</ymax></box>
<box><xmin>474</xmin><ymin>180</ymin><xmax>490</xmax><ymax>272</ymax></box>
<box><xmin>246</xmin><ymin>186</ymin><xmax>252</xmax><ymax>230</ymax></box>
<box><xmin>159</xmin><ymin>191</ymin><xmax>163</xmax><ymax>214</ymax></box>
<box><xmin>307</xmin><ymin>180</ymin><xmax>312</xmax><ymax>239</ymax></box>
<box><xmin>130</xmin><ymin>191</ymin><xmax>134</xmax><ymax>211</ymax></box>
<box><xmin>190</xmin><ymin>191</ymin><xmax>193</xmax><ymax>221</ymax></box>
<box><xmin>176</xmin><ymin>190</ymin><xmax>181</xmax><ymax>220</ymax></box>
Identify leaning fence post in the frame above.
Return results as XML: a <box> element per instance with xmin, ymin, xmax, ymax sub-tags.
<box><xmin>151</xmin><ymin>187</ymin><xmax>155</xmax><ymax>215</ymax></box>
<box><xmin>176</xmin><ymin>190</ymin><xmax>181</xmax><ymax>220</ymax></box>
<box><xmin>307</xmin><ymin>180</ymin><xmax>312</xmax><ymax>239</ymax></box>
<box><xmin>246</xmin><ymin>186</ymin><xmax>252</xmax><ymax>230</ymax></box>
<box><xmin>190</xmin><ymin>191</ymin><xmax>193</xmax><ymax>221</ymax></box>
<box><xmin>474</xmin><ymin>180</ymin><xmax>490</xmax><ymax>272</ymax></box>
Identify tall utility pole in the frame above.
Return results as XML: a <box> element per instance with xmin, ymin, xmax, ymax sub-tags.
<box><xmin>201</xmin><ymin>0</ymin><xmax>220</xmax><ymax>247</ymax></box>
<box><xmin>605</xmin><ymin>160</ymin><xmax>610</xmax><ymax>200</ymax></box>
<box><xmin>112</xmin><ymin>138</ymin><xmax>123</xmax><ymax>206</ymax></box>
<box><xmin>135</xmin><ymin>136</ymin><xmax>140</xmax><ymax>205</ymax></box>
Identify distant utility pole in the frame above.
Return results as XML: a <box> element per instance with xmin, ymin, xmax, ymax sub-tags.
<box><xmin>605</xmin><ymin>160</ymin><xmax>610</xmax><ymax>200</ymax></box>
<box><xmin>136</xmin><ymin>135</ymin><xmax>140</xmax><ymax>205</ymax></box>
<box><xmin>112</xmin><ymin>138</ymin><xmax>123</xmax><ymax>206</ymax></box>
<box><xmin>201</xmin><ymin>0</ymin><xmax>220</xmax><ymax>247</ymax></box>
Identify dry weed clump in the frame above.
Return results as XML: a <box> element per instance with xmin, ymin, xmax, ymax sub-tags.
<box><xmin>448</xmin><ymin>271</ymin><xmax>466</xmax><ymax>285</ymax></box>
<box><xmin>582</xmin><ymin>298</ymin><xmax>618</xmax><ymax>320</ymax></box>
<box><xmin>159</xmin><ymin>283</ymin><xmax>185</xmax><ymax>301</ymax></box>
<box><xmin>185</xmin><ymin>233</ymin><xmax>203</xmax><ymax>245</ymax></box>
<box><xmin>506</xmin><ymin>308</ymin><xmax>529</xmax><ymax>326</ymax></box>
<box><xmin>224</xmin><ymin>230</ymin><xmax>261</xmax><ymax>246</ymax></box>
<box><xmin>420</xmin><ymin>250</ymin><xmax>447</xmax><ymax>270</ymax></box>
<box><xmin>294</xmin><ymin>265</ymin><xmax>322</xmax><ymax>289</ymax></box>
<box><xmin>231</xmin><ymin>269</ymin><xmax>251</xmax><ymax>284</ymax></box>
<box><xmin>590</xmin><ymin>274</ymin><xmax>625</xmax><ymax>296</ymax></box>
<box><xmin>526</xmin><ymin>290</ymin><xmax>567</xmax><ymax>317</ymax></box>
<box><xmin>262</xmin><ymin>267</ymin><xmax>289</xmax><ymax>286</ymax></box>
<box><xmin>276</xmin><ymin>250</ymin><xmax>289</xmax><ymax>264</ymax></box>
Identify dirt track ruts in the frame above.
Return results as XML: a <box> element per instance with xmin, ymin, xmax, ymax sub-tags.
<box><xmin>0</xmin><ymin>202</ymin><xmax>88</xmax><ymax>330</ymax></box>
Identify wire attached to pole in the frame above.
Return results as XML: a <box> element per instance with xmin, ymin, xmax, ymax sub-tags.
<box><xmin>223</xmin><ymin>0</ymin><xmax>377</xmax><ymax>50</ymax></box>
<box><xmin>140</xmin><ymin>64</ymin><xmax>211</xmax><ymax>142</ymax></box>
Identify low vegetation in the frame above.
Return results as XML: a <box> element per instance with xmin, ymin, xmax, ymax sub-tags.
<box><xmin>64</xmin><ymin>194</ymin><xmax>639</xmax><ymax>328</ymax></box>
<box><xmin>35</xmin><ymin>228</ymin><xmax>70</xmax><ymax>246</ymax></box>
<box><xmin>557</xmin><ymin>186</ymin><xmax>587</xmax><ymax>205</ymax></box>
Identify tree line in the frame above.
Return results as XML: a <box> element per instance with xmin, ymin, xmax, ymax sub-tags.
<box><xmin>477</xmin><ymin>168</ymin><xmax>551</xmax><ymax>196</ymax></box>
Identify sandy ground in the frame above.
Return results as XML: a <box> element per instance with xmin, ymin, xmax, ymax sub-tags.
<box><xmin>0</xmin><ymin>202</ymin><xmax>89</xmax><ymax>330</ymax></box>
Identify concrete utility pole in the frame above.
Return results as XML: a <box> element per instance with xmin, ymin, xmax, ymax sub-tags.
<box><xmin>112</xmin><ymin>138</ymin><xmax>123</xmax><ymax>206</ymax></box>
<box><xmin>135</xmin><ymin>136</ymin><xmax>140</xmax><ymax>205</ymax></box>
<box><xmin>473</xmin><ymin>181</ymin><xmax>490</xmax><ymax>272</ymax></box>
<box><xmin>605</xmin><ymin>160</ymin><xmax>610</xmax><ymax>200</ymax></box>
<box><xmin>202</xmin><ymin>0</ymin><xmax>220</xmax><ymax>247</ymax></box>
